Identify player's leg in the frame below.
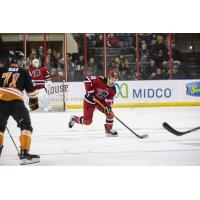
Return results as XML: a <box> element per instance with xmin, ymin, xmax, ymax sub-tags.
<box><xmin>11</xmin><ymin>101</ymin><xmax>40</xmax><ymax>164</ymax></box>
<box><xmin>97</xmin><ymin>105</ymin><xmax>118</xmax><ymax>137</ymax></box>
<box><xmin>40</xmin><ymin>88</ymin><xmax>52</xmax><ymax>112</ymax></box>
<box><xmin>104</xmin><ymin>112</ymin><xmax>118</xmax><ymax>136</ymax></box>
<box><xmin>36</xmin><ymin>88</ymin><xmax>43</xmax><ymax>111</ymax></box>
<box><xmin>0</xmin><ymin>101</ymin><xmax>11</xmax><ymax>156</ymax></box>
<box><xmin>69</xmin><ymin>99</ymin><xmax>95</xmax><ymax>128</ymax></box>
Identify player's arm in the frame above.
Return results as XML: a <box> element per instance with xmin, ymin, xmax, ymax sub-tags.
<box><xmin>84</xmin><ymin>75</ymin><xmax>96</xmax><ymax>104</ymax></box>
<box><xmin>44</xmin><ymin>68</ymin><xmax>52</xmax><ymax>89</ymax></box>
<box><xmin>23</xmin><ymin>69</ymin><xmax>39</xmax><ymax>110</ymax></box>
<box><xmin>28</xmin><ymin>69</ymin><xmax>32</xmax><ymax>77</ymax></box>
<box><xmin>44</xmin><ymin>68</ymin><xmax>51</xmax><ymax>82</ymax></box>
<box><xmin>104</xmin><ymin>87</ymin><xmax>116</xmax><ymax>113</ymax></box>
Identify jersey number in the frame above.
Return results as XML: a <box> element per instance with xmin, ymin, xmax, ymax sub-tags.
<box><xmin>33</xmin><ymin>70</ymin><xmax>41</xmax><ymax>77</ymax></box>
<box><xmin>2</xmin><ymin>72</ymin><xmax>20</xmax><ymax>88</ymax></box>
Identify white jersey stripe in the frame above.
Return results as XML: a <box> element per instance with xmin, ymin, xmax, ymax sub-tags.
<box><xmin>84</xmin><ymin>97</ymin><xmax>95</xmax><ymax>104</ymax></box>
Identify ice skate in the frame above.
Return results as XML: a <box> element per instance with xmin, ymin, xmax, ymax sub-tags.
<box><xmin>68</xmin><ymin>115</ymin><xmax>76</xmax><ymax>128</ymax></box>
<box><xmin>105</xmin><ymin>128</ymin><xmax>118</xmax><ymax>137</ymax></box>
<box><xmin>20</xmin><ymin>149</ymin><xmax>40</xmax><ymax>165</ymax></box>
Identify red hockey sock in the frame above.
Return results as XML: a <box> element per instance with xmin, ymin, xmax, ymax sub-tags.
<box><xmin>74</xmin><ymin>116</ymin><xmax>84</xmax><ymax>124</ymax></box>
<box><xmin>105</xmin><ymin>124</ymin><xmax>113</xmax><ymax>130</ymax></box>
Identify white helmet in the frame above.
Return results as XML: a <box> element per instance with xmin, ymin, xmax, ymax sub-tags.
<box><xmin>32</xmin><ymin>58</ymin><xmax>40</xmax><ymax>68</ymax></box>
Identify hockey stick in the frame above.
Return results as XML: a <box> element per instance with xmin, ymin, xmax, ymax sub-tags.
<box><xmin>94</xmin><ymin>98</ymin><xmax>148</xmax><ymax>139</ymax></box>
<box><xmin>163</xmin><ymin>122</ymin><xmax>200</xmax><ymax>136</ymax></box>
<box><xmin>6</xmin><ymin>127</ymin><xmax>20</xmax><ymax>156</ymax></box>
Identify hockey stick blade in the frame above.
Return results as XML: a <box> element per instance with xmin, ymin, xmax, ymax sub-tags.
<box><xmin>163</xmin><ymin>122</ymin><xmax>200</xmax><ymax>136</ymax></box>
<box><xmin>114</xmin><ymin>115</ymin><xmax>148</xmax><ymax>139</ymax></box>
<box><xmin>93</xmin><ymin>97</ymin><xmax>148</xmax><ymax>139</ymax></box>
<box><xmin>138</xmin><ymin>134</ymin><xmax>148</xmax><ymax>139</ymax></box>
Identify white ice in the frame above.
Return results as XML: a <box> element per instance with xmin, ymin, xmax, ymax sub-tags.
<box><xmin>1</xmin><ymin>106</ymin><xmax>200</xmax><ymax>166</ymax></box>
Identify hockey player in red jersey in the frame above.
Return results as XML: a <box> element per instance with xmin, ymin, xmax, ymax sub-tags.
<box><xmin>69</xmin><ymin>71</ymin><xmax>119</xmax><ymax>136</ymax></box>
<box><xmin>28</xmin><ymin>58</ymin><xmax>52</xmax><ymax>112</ymax></box>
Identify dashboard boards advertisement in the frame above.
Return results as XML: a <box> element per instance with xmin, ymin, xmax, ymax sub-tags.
<box><xmin>48</xmin><ymin>80</ymin><xmax>200</xmax><ymax>109</ymax></box>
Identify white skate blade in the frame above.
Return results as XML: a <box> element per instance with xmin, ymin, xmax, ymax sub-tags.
<box><xmin>106</xmin><ymin>133</ymin><xmax>118</xmax><ymax>137</ymax></box>
<box><xmin>20</xmin><ymin>158</ymin><xmax>40</xmax><ymax>165</ymax></box>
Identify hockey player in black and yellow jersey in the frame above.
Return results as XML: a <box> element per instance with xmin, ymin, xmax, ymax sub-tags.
<box><xmin>0</xmin><ymin>51</ymin><xmax>40</xmax><ymax>165</ymax></box>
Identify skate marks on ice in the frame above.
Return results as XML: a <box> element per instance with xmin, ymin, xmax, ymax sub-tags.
<box><xmin>1</xmin><ymin>107</ymin><xmax>200</xmax><ymax>165</ymax></box>
<box><xmin>1</xmin><ymin>128</ymin><xmax>200</xmax><ymax>166</ymax></box>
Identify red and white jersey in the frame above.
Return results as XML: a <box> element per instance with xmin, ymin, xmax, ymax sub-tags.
<box><xmin>28</xmin><ymin>66</ymin><xmax>51</xmax><ymax>89</ymax></box>
<box><xmin>84</xmin><ymin>75</ymin><xmax>116</xmax><ymax>106</ymax></box>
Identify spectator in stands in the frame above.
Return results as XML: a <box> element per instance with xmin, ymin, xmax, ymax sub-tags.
<box><xmin>31</xmin><ymin>48</ymin><xmax>36</xmax><ymax>54</ymax></box>
<box><xmin>114</xmin><ymin>56</ymin><xmax>121</xmax><ymax>69</ymax></box>
<box><xmin>171</xmin><ymin>67</ymin><xmax>179</xmax><ymax>79</ymax></box>
<box><xmin>133</xmin><ymin>70</ymin><xmax>142</xmax><ymax>80</ymax></box>
<box><xmin>140</xmin><ymin>33</ymin><xmax>154</xmax><ymax>45</ymax></box>
<box><xmin>95</xmin><ymin>34</ymin><xmax>104</xmax><ymax>47</ymax></box>
<box><xmin>50</xmin><ymin>68</ymin><xmax>58</xmax><ymax>81</ymax></box>
<box><xmin>47</xmin><ymin>48</ymin><xmax>56</xmax><ymax>70</ymax></box>
<box><xmin>27</xmin><ymin>48</ymin><xmax>37</xmax><ymax>67</ymax></box>
<box><xmin>140</xmin><ymin>43</ymin><xmax>150</xmax><ymax>73</ymax></box>
<box><xmin>86</xmin><ymin>33</ymin><xmax>96</xmax><ymax>48</ymax></box>
<box><xmin>119</xmin><ymin>54</ymin><xmax>125</xmax><ymax>61</ymax></box>
<box><xmin>150</xmin><ymin>35</ymin><xmax>168</xmax><ymax>68</ymax></box>
<box><xmin>118</xmin><ymin>61</ymin><xmax>130</xmax><ymax>80</ymax></box>
<box><xmin>162</xmin><ymin>60</ymin><xmax>181</xmax><ymax>78</ymax></box>
<box><xmin>146</xmin><ymin>59</ymin><xmax>157</xmax><ymax>79</ymax></box>
<box><xmin>107</xmin><ymin>33</ymin><xmax>120</xmax><ymax>48</ymax></box>
<box><xmin>166</xmin><ymin>35</ymin><xmax>183</xmax><ymax>62</ymax></box>
<box><xmin>50</xmin><ymin>68</ymin><xmax>63</xmax><ymax>82</ymax></box>
<box><xmin>37</xmin><ymin>46</ymin><xmax>44</xmax><ymax>66</ymax></box>
<box><xmin>58</xmin><ymin>57</ymin><xmax>64</xmax><ymax>73</ymax></box>
<box><xmin>88</xmin><ymin>57</ymin><xmax>98</xmax><ymax>75</ymax></box>
<box><xmin>167</xmin><ymin>63</ymin><xmax>186</xmax><ymax>79</ymax></box>
<box><xmin>55</xmin><ymin>52</ymin><xmax>62</xmax><ymax>68</ymax></box>
<box><xmin>86</xmin><ymin>33</ymin><xmax>95</xmax><ymax>41</ymax></box>
<box><xmin>57</xmin><ymin>68</ymin><xmax>64</xmax><ymax>79</ymax></box>
<box><xmin>52</xmin><ymin>49</ymin><xmax>57</xmax><ymax>57</ymax></box>
<box><xmin>73</xmin><ymin>55</ymin><xmax>84</xmax><ymax>81</ymax></box>
<box><xmin>67</xmin><ymin>53</ymin><xmax>75</xmax><ymax>81</ymax></box>
<box><xmin>154</xmin><ymin>68</ymin><xmax>165</xmax><ymax>80</ymax></box>
<box><xmin>110</xmin><ymin>61</ymin><xmax>118</xmax><ymax>71</ymax></box>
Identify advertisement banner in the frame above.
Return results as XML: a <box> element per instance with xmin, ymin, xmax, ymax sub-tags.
<box><xmin>49</xmin><ymin>80</ymin><xmax>200</xmax><ymax>109</ymax></box>
<box><xmin>47</xmin><ymin>82</ymin><xmax>68</xmax><ymax>110</ymax></box>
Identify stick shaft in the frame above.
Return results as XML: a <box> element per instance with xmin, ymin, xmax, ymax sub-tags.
<box><xmin>6</xmin><ymin>127</ymin><xmax>20</xmax><ymax>155</ymax></box>
<box><xmin>94</xmin><ymin>97</ymin><xmax>147</xmax><ymax>138</ymax></box>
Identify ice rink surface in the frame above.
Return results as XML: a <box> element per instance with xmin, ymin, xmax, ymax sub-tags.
<box><xmin>1</xmin><ymin>106</ymin><xmax>200</xmax><ymax>166</ymax></box>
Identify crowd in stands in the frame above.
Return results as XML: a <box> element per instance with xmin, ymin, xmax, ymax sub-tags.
<box><xmin>72</xmin><ymin>33</ymin><xmax>186</xmax><ymax>81</ymax></box>
<box><xmin>26</xmin><ymin>46</ymin><xmax>65</xmax><ymax>81</ymax></box>
<box><xmin>1</xmin><ymin>33</ymin><xmax>200</xmax><ymax>81</ymax></box>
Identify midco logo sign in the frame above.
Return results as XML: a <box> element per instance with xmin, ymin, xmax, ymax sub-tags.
<box><xmin>133</xmin><ymin>88</ymin><xmax>171</xmax><ymax>98</ymax></box>
<box><xmin>115</xmin><ymin>83</ymin><xmax>172</xmax><ymax>99</ymax></box>
<box><xmin>186</xmin><ymin>82</ymin><xmax>200</xmax><ymax>97</ymax></box>
<box><xmin>115</xmin><ymin>83</ymin><xmax>128</xmax><ymax>98</ymax></box>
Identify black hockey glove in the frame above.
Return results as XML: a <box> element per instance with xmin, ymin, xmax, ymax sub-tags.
<box><xmin>29</xmin><ymin>97</ymin><xmax>39</xmax><ymax>111</ymax></box>
<box><xmin>104</xmin><ymin>105</ymin><xmax>112</xmax><ymax>113</ymax></box>
<box><xmin>85</xmin><ymin>92</ymin><xmax>95</xmax><ymax>104</ymax></box>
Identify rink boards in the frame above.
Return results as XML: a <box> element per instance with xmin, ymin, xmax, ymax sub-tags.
<box><xmin>47</xmin><ymin>79</ymin><xmax>200</xmax><ymax>109</ymax></box>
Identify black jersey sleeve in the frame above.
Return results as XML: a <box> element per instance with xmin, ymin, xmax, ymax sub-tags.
<box><xmin>22</xmin><ymin>69</ymin><xmax>38</xmax><ymax>97</ymax></box>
